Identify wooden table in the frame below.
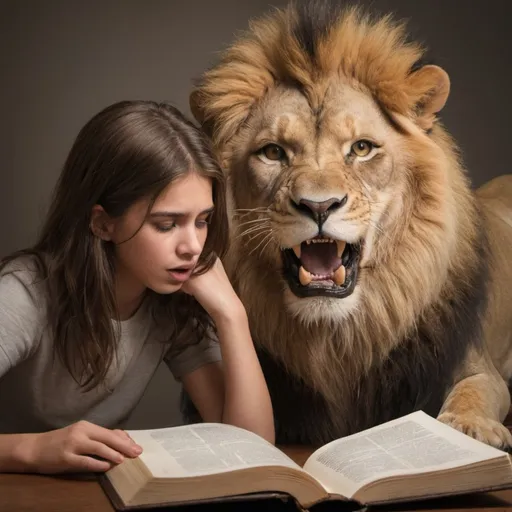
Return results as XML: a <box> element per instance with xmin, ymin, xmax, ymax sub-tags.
<box><xmin>1</xmin><ymin>446</ymin><xmax>512</xmax><ymax>512</ymax></box>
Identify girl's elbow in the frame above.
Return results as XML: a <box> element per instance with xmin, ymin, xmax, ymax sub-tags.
<box><xmin>264</xmin><ymin>428</ymin><xmax>276</xmax><ymax>445</ymax></box>
<box><xmin>257</xmin><ymin>416</ymin><xmax>276</xmax><ymax>445</ymax></box>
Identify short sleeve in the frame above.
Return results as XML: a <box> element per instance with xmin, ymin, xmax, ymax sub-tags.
<box><xmin>0</xmin><ymin>270</ymin><xmax>44</xmax><ymax>379</ymax></box>
<box><xmin>164</xmin><ymin>324</ymin><xmax>222</xmax><ymax>381</ymax></box>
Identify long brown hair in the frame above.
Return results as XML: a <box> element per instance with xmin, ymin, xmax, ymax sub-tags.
<box><xmin>0</xmin><ymin>100</ymin><xmax>229</xmax><ymax>389</ymax></box>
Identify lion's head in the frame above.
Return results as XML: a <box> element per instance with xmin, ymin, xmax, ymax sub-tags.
<box><xmin>190</xmin><ymin>1</ymin><xmax>481</xmax><ymax>388</ymax></box>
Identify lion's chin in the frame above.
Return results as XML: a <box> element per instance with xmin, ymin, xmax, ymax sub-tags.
<box><xmin>281</xmin><ymin>238</ymin><xmax>362</xmax><ymax>299</ymax></box>
<box><xmin>283</xmin><ymin>286</ymin><xmax>362</xmax><ymax>325</ymax></box>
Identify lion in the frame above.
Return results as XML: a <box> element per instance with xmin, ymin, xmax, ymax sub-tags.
<box><xmin>188</xmin><ymin>0</ymin><xmax>512</xmax><ymax>449</ymax></box>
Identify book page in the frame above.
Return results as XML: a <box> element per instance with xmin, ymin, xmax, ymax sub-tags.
<box><xmin>303</xmin><ymin>411</ymin><xmax>507</xmax><ymax>498</ymax></box>
<box><xmin>128</xmin><ymin>423</ymin><xmax>302</xmax><ymax>478</ymax></box>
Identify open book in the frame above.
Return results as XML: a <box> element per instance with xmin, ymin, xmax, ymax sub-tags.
<box><xmin>100</xmin><ymin>411</ymin><xmax>512</xmax><ymax>510</ymax></box>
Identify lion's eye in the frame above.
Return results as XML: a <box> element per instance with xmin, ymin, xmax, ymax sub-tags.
<box><xmin>351</xmin><ymin>140</ymin><xmax>374</xmax><ymax>157</ymax></box>
<box><xmin>261</xmin><ymin>144</ymin><xmax>286</xmax><ymax>161</ymax></box>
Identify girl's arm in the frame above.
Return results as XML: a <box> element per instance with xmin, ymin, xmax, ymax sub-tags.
<box><xmin>182</xmin><ymin>306</ymin><xmax>275</xmax><ymax>443</ymax></box>
<box><xmin>0</xmin><ymin>272</ymin><xmax>142</xmax><ymax>474</ymax></box>
<box><xmin>181</xmin><ymin>259</ymin><xmax>275</xmax><ymax>444</ymax></box>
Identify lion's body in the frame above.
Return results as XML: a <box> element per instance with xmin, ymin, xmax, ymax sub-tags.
<box><xmin>478</xmin><ymin>177</ymin><xmax>512</xmax><ymax>379</ymax></box>
<box><xmin>189</xmin><ymin>0</ymin><xmax>512</xmax><ymax>448</ymax></box>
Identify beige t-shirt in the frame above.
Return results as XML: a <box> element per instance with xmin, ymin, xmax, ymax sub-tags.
<box><xmin>0</xmin><ymin>258</ymin><xmax>221</xmax><ymax>434</ymax></box>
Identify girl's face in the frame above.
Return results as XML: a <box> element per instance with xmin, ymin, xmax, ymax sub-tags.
<box><xmin>108</xmin><ymin>172</ymin><xmax>214</xmax><ymax>301</ymax></box>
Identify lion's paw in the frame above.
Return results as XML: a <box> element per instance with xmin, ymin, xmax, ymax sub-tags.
<box><xmin>437</xmin><ymin>412</ymin><xmax>512</xmax><ymax>451</ymax></box>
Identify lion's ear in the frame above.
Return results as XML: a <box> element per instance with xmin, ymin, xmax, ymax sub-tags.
<box><xmin>406</xmin><ymin>64</ymin><xmax>450</xmax><ymax>131</ymax></box>
<box><xmin>189</xmin><ymin>89</ymin><xmax>214</xmax><ymax>138</ymax></box>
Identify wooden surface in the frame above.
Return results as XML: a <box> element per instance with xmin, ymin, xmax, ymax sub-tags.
<box><xmin>0</xmin><ymin>472</ymin><xmax>114</xmax><ymax>512</ymax></box>
<box><xmin>1</xmin><ymin>444</ymin><xmax>512</xmax><ymax>511</ymax></box>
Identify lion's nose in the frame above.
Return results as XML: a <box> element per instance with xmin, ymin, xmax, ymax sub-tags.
<box><xmin>292</xmin><ymin>196</ymin><xmax>347</xmax><ymax>226</ymax></box>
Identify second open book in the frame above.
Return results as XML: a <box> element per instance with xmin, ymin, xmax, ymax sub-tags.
<box><xmin>101</xmin><ymin>410</ymin><xmax>512</xmax><ymax>510</ymax></box>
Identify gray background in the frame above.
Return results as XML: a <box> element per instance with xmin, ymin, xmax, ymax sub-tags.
<box><xmin>1</xmin><ymin>0</ymin><xmax>510</xmax><ymax>428</ymax></box>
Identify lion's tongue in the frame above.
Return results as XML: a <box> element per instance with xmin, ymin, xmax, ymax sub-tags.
<box><xmin>300</xmin><ymin>242</ymin><xmax>341</xmax><ymax>275</ymax></box>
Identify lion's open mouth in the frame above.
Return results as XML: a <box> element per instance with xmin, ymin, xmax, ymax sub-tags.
<box><xmin>281</xmin><ymin>237</ymin><xmax>361</xmax><ymax>298</ymax></box>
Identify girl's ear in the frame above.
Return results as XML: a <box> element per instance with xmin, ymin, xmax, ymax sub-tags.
<box><xmin>90</xmin><ymin>205</ymin><xmax>115</xmax><ymax>241</ymax></box>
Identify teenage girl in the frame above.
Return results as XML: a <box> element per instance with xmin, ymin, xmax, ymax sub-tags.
<box><xmin>0</xmin><ymin>100</ymin><xmax>274</xmax><ymax>474</ymax></box>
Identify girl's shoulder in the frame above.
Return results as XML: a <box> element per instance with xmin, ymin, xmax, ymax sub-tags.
<box><xmin>0</xmin><ymin>255</ymin><xmax>49</xmax><ymax>372</ymax></box>
<box><xmin>0</xmin><ymin>254</ymin><xmax>48</xmax><ymax>310</ymax></box>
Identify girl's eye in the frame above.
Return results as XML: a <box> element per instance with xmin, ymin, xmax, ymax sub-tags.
<box><xmin>155</xmin><ymin>223</ymin><xmax>176</xmax><ymax>233</ymax></box>
<box><xmin>196</xmin><ymin>215</ymin><xmax>212</xmax><ymax>228</ymax></box>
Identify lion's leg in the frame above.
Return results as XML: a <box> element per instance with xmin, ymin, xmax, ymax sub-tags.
<box><xmin>437</xmin><ymin>352</ymin><xmax>512</xmax><ymax>449</ymax></box>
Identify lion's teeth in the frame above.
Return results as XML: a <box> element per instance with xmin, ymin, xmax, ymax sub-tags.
<box><xmin>336</xmin><ymin>240</ymin><xmax>347</xmax><ymax>258</ymax></box>
<box><xmin>305</xmin><ymin>238</ymin><xmax>339</xmax><ymax>246</ymax></box>
<box><xmin>292</xmin><ymin>245</ymin><xmax>301</xmax><ymax>258</ymax></box>
<box><xmin>299</xmin><ymin>266</ymin><xmax>312</xmax><ymax>286</ymax></box>
<box><xmin>333</xmin><ymin>265</ymin><xmax>346</xmax><ymax>285</ymax></box>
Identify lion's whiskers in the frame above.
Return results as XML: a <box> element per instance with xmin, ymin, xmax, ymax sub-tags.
<box><xmin>257</xmin><ymin>235</ymin><xmax>277</xmax><ymax>259</ymax></box>
<box><xmin>233</xmin><ymin>207</ymin><xmax>269</xmax><ymax>220</ymax></box>
<box><xmin>236</xmin><ymin>222</ymin><xmax>271</xmax><ymax>240</ymax></box>
<box><xmin>236</xmin><ymin>228</ymin><xmax>269</xmax><ymax>241</ymax></box>
<box><xmin>236</xmin><ymin>217</ymin><xmax>271</xmax><ymax>229</ymax></box>
<box><xmin>249</xmin><ymin>230</ymin><xmax>276</xmax><ymax>258</ymax></box>
<box><xmin>246</xmin><ymin>231</ymin><xmax>269</xmax><ymax>247</ymax></box>
<box><xmin>234</xmin><ymin>207</ymin><xmax>269</xmax><ymax>212</ymax></box>
<box><xmin>367</xmin><ymin>220</ymin><xmax>391</xmax><ymax>242</ymax></box>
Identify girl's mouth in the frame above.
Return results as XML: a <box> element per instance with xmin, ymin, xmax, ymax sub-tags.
<box><xmin>167</xmin><ymin>267</ymin><xmax>194</xmax><ymax>282</ymax></box>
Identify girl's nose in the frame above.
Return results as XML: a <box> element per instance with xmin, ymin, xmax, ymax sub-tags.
<box><xmin>177</xmin><ymin>228</ymin><xmax>203</xmax><ymax>257</ymax></box>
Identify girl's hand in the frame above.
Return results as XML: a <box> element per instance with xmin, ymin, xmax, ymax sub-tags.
<box><xmin>181</xmin><ymin>258</ymin><xmax>245</xmax><ymax>323</ymax></box>
<box><xmin>18</xmin><ymin>421</ymin><xmax>142</xmax><ymax>474</ymax></box>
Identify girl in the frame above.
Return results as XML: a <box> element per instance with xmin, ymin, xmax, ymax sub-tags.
<box><xmin>0</xmin><ymin>100</ymin><xmax>274</xmax><ymax>474</ymax></box>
